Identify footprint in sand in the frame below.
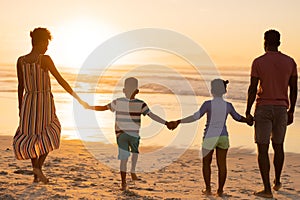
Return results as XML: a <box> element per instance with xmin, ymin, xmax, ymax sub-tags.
<box><xmin>0</xmin><ymin>171</ymin><xmax>8</xmax><ymax>176</ymax></box>
<box><xmin>51</xmin><ymin>194</ymin><xmax>71</xmax><ymax>199</ymax></box>
<box><xmin>13</xmin><ymin>169</ymin><xmax>33</xmax><ymax>175</ymax></box>
<box><xmin>285</xmin><ymin>187</ymin><xmax>295</xmax><ymax>191</ymax></box>
<box><xmin>0</xmin><ymin>194</ymin><xmax>15</xmax><ymax>200</ymax></box>
<box><xmin>53</xmin><ymin>188</ymin><xmax>66</xmax><ymax>192</ymax></box>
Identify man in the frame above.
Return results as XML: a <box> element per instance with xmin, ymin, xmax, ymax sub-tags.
<box><xmin>246</xmin><ymin>29</ymin><xmax>298</xmax><ymax>198</ymax></box>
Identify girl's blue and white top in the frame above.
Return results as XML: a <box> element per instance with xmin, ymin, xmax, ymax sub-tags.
<box><xmin>193</xmin><ymin>97</ymin><xmax>242</xmax><ymax>138</ymax></box>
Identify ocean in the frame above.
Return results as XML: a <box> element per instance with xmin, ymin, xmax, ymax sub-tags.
<box><xmin>0</xmin><ymin>64</ymin><xmax>299</xmax><ymax>153</ymax></box>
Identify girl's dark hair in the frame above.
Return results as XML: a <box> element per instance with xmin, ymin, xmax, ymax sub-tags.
<box><xmin>30</xmin><ymin>27</ymin><xmax>52</xmax><ymax>46</ymax></box>
<box><xmin>211</xmin><ymin>79</ymin><xmax>229</xmax><ymax>95</ymax></box>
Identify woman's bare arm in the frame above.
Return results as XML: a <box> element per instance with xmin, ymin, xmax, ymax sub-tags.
<box><xmin>16</xmin><ymin>57</ymin><xmax>24</xmax><ymax>114</ymax></box>
<box><xmin>42</xmin><ymin>55</ymin><xmax>88</xmax><ymax>107</ymax></box>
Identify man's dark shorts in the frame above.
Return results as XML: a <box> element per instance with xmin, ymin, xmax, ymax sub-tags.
<box><xmin>254</xmin><ymin>105</ymin><xmax>287</xmax><ymax>144</ymax></box>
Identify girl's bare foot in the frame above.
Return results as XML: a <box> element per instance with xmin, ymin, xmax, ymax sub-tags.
<box><xmin>272</xmin><ymin>179</ymin><xmax>282</xmax><ymax>191</ymax></box>
<box><xmin>33</xmin><ymin>168</ymin><xmax>49</xmax><ymax>184</ymax></box>
<box><xmin>202</xmin><ymin>189</ymin><xmax>212</xmax><ymax>195</ymax></box>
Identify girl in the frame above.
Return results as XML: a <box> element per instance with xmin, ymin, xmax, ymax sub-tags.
<box><xmin>170</xmin><ymin>79</ymin><xmax>252</xmax><ymax>196</ymax></box>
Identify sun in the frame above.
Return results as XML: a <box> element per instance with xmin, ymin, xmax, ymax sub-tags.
<box><xmin>48</xmin><ymin>17</ymin><xmax>114</xmax><ymax>68</ymax></box>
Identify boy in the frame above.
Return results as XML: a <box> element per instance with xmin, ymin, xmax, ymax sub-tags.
<box><xmin>87</xmin><ymin>77</ymin><xmax>167</xmax><ymax>190</ymax></box>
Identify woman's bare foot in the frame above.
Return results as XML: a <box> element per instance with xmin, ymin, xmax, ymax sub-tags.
<box><xmin>33</xmin><ymin>174</ymin><xmax>39</xmax><ymax>183</ymax></box>
<box><xmin>33</xmin><ymin>168</ymin><xmax>49</xmax><ymax>184</ymax></box>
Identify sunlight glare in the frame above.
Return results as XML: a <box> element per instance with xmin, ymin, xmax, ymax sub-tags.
<box><xmin>48</xmin><ymin>18</ymin><xmax>113</xmax><ymax>68</ymax></box>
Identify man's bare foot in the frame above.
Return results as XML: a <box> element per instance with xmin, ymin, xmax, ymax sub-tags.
<box><xmin>254</xmin><ymin>190</ymin><xmax>273</xmax><ymax>198</ymax></box>
<box><xmin>33</xmin><ymin>168</ymin><xmax>49</xmax><ymax>184</ymax></box>
<box><xmin>202</xmin><ymin>189</ymin><xmax>212</xmax><ymax>195</ymax></box>
<box><xmin>131</xmin><ymin>173</ymin><xmax>141</xmax><ymax>181</ymax></box>
<box><xmin>272</xmin><ymin>180</ymin><xmax>282</xmax><ymax>191</ymax></box>
<box><xmin>217</xmin><ymin>189</ymin><xmax>223</xmax><ymax>197</ymax></box>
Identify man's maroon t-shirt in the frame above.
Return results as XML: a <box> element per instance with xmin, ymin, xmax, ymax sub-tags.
<box><xmin>251</xmin><ymin>51</ymin><xmax>298</xmax><ymax>108</ymax></box>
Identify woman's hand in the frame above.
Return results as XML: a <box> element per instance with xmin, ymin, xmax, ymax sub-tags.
<box><xmin>78</xmin><ymin>99</ymin><xmax>89</xmax><ymax>109</ymax></box>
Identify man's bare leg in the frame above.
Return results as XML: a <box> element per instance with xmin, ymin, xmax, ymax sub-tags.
<box><xmin>254</xmin><ymin>144</ymin><xmax>273</xmax><ymax>198</ymax></box>
<box><xmin>272</xmin><ymin>143</ymin><xmax>284</xmax><ymax>191</ymax></box>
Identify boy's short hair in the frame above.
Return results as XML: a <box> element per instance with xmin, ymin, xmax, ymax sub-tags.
<box><xmin>264</xmin><ymin>29</ymin><xmax>280</xmax><ymax>47</ymax></box>
<box><xmin>124</xmin><ymin>77</ymin><xmax>138</xmax><ymax>90</ymax></box>
<box><xmin>211</xmin><ymin>79</ymin><xmax>229</xmax><ymax>95</ymax></box>
<box><xmin>30</xmin><ymin>27</ymin><xmax>52</xmax><ymax>46</ymax></box>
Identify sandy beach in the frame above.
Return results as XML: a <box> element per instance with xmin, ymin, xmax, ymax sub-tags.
<box><xmin>0</xmin><ymin>136</ymin><xmax>299</xmax><ymax>200</ymax></box>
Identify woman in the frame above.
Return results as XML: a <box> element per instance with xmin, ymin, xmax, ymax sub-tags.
<box><xmin>13</xmin><ymin>27</ymin><xmax>88</xmax><ymax>183</ymax></box>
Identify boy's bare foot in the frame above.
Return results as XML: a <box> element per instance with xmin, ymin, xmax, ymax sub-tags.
<box><xmin>131</xmin><ymin>173</ymin><xmax>141</xmax><ymax>181</ymax></box>
<box><xmin>254</xmin><ymin>190</ymin><xmax>273</xmax><ymax>198</ymax></box>
<box><xmin>202</xmin><ymin>189</ymin><xmax>212</xmax><ymax>195</ymax></box>
<box><xmin>33</xmin><ymin>168</ymin><xmax>49</xmax><ymax>184</ymax></box>
<box><xmin>272</xmin><ymin>180</ymin><xmax>282</xmax><ymax>191</ymax></box>
<box><xmin>121</xmin><ymin>183</ymin><xmax>127</xmax><ymax>191</ymax></box>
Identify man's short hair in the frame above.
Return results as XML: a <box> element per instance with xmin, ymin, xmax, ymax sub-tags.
<box><xmin>264</xmin><ymin>29</ymin><xmax>280</xmax><ymax>47</ymax></box>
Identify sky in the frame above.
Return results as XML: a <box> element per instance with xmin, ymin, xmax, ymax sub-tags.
<box><xmin>0</xmin><ymin>0</ymin><xmax>300</xmax><ymax>68</ymax></box>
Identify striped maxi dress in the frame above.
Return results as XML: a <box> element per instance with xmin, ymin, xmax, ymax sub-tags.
<box><xmin>13</xmin><ymin>55</ymin><xmax>61</xmax><ymax>160</ymax></box>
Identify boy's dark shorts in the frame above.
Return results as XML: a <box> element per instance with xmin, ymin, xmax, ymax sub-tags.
<box><xmin>254</xmin><ymin>105</ymin><xmax>287</xmax><ymax>144</ymax></box>
<box><xmin>117</xmin><ymin>133</ymin><xmax>140</xmax><ymax>160</ymax></box>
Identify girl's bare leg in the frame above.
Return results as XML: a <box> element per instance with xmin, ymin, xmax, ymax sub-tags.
<box><xmin>202</xmin><ymin>149</ymin><xmax>214</xmax><ymax>195</ymax></box>
<box><xmin>216</xmin><ymin>147</ymin><xmax>228</xmax><ymax>196</ymax></box>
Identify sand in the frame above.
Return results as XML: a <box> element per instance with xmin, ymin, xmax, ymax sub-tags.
<box><xmin>0</xmin><ymin>135</ymin><xmax>299</xmax><ymax>200</ymax></box>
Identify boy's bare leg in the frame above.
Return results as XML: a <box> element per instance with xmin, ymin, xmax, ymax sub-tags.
<box><xmin>120</xmin><ymin>159</ymin><xmax>128</xmax><ymax>190</ymax></box>
<box><xmin>130</xmin><ymin>153</ymin><xmax>140</xmax><ymax>180</ymax></box>
<box><xmin>202</xmin><ymin>149</ymin><xmax>214</xmax><ymax>195</ymax></box>
<box><xmin>216</xmin><ymin>147</ymin><xmax>228</xmax><ymax>196</ymax></box>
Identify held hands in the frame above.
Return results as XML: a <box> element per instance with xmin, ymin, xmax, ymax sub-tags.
<box><xmin>78</xmin><ymin>99</ymin><xmax>90</xmax><ymax>109</ymax></box>
<box><xmin>246</xmin><ymin>114</ymin><xmax>254</xmax><ymax>126</ymax></box>
<box><xmin>165</xmin><ymin>120</ymin><xmax>180</xmax><ymax>130</ymax></box>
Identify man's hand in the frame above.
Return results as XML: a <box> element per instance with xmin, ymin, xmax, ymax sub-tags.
<box><xmin>287</xmin><ymin>110</ymin><xmax>294</xmax><ymax>125</ymax></box>
<box><xmin>246</xmin><ymin>114</ymin><xmax>254</xmax><ymax>126</ymax></box>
